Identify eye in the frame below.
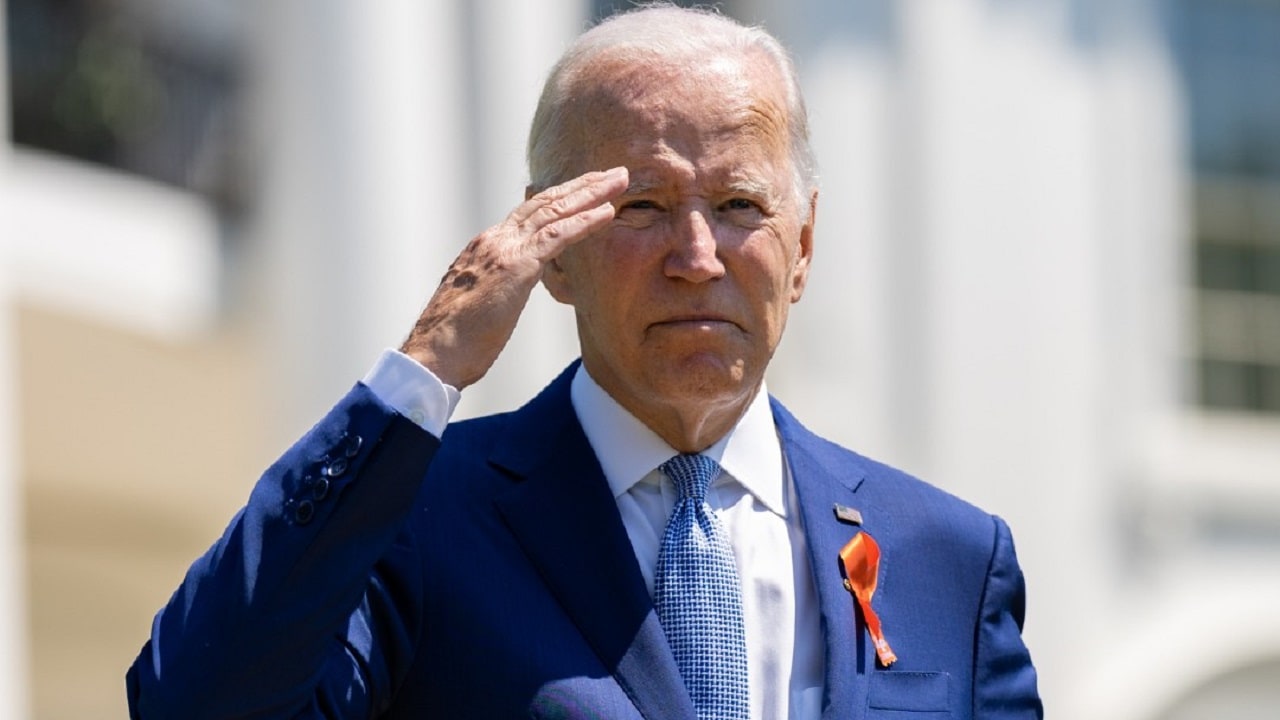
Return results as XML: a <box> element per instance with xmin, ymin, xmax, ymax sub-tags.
<box><xmin>613</xmin><ymin>198</ymin><xmax>663</xmax><ymax>228</ymax></box>
<box><xmin>619</xmin><ymin>199</ymin><xmax>661</xmax><ymax>211</ymax></box>
<box><xmin>720</xmin><ymin>197</ymin><xmax>761</xmax><ymax>212</ymax></box>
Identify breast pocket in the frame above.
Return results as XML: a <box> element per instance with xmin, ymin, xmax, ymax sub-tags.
<box><xmin>865</xmin><ymin>671</ymin><xmax>951</xmax><ymax>718</ymax></box>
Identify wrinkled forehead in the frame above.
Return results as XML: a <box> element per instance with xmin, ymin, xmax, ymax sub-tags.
<box><xmin>564</xmin><ymin>52</ymin><xmax>792</xmax><ymax>162</ymax></box>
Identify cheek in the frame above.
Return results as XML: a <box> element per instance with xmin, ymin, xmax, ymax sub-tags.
<box><xmin>743</xmin><ymin>230</ymin><xmax>800</xmax><ymax>288</ymax></box>
<box><xmin>608</xmin><ymin>225</ymin><xmax>671</xmax><ymax>256</ymax></box>
<box><xmin>566</xmin><ymin>248</ymin><xmax>635</xmax><ymax>315</ymax></box>
<box><xmin>585</xmin><ymin>231</ymin><xmax>671</xmax><ymax>294</ymax></box>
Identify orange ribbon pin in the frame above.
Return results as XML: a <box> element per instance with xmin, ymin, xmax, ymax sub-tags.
<box><xmin>838</xmin><ymin>530</ymin><xmax>897</xmax><ymax>667</ymax></box>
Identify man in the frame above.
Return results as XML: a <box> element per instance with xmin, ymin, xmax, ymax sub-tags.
<box><xmin>128</xmin><ymin>6</ymin><xmax>1041</xmax><ymax>719</ymax></box>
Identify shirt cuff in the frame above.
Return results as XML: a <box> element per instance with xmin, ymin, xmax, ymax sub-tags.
<box><xmin>362</xmin><ymin>348</ymin><xmax>461</xmax><ymax>439</ymax></box>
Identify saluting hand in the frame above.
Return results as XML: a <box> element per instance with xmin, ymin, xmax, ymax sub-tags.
<box><xmin>400</xmin><ymin>167</ymin><xmax>629</xmax><ymax>389</ymax></box>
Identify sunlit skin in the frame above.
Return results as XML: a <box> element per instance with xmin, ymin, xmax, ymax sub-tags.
<box><xmin>542</xmin><ymin>53</ymin><xmax>816</xmax><ymax>452</ymax></box>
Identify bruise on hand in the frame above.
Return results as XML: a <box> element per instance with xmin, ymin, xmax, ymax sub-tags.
<box><xmin>407</xmin><ymin>237</ymin><xmax>494</xmax><ymax>341</ymax></box>
<box><xmin>450</xmin><ymin>271</ymin><xmax>478</xmax><ymax>290</ymax></box>
<box><xmin>399</xmin><ymin>223</ymin><xmax>538</xmax><ymax>389</ymax></box>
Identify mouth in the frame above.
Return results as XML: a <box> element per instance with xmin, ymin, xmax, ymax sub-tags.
<box><xmin>649</xmin><ymin>315</ymin><xmax>741</xmax><ymax>331</ymax></box>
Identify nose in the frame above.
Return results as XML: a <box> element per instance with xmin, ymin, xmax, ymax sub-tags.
<box><xmin>664</xmin><ymin>208</ymin><xmax>726</xmax><ymax>283</ymax></box>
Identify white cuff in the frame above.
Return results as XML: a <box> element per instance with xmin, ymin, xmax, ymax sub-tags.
<box><xmin>362</xmin><ymin>349</ymin><xmax>461</xmax><ymax>439</ymax></box>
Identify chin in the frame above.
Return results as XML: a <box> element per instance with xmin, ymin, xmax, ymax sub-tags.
<box><xmin>647</xmin><ymin>354</ymin><xmax>752</xmax><ymax>402</ymax></box>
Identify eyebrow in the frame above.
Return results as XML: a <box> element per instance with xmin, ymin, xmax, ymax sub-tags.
<box><xmin>723</xmin><ymin>177</ymin><xmax>773</xmax><ymax>197</ymax></box>
<box><xmin>623</xmin><ymin>178</ymin><xmax>663</xmax><ymax>195</ymax></box>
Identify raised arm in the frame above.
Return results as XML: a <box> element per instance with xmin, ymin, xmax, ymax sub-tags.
<box><xmin>126</xmin><ymin>168</ymin><xmax>629</xmax><ymax>719</ymax></box>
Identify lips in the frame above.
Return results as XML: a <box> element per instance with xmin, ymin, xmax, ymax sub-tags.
<box><xmin>649</xmin><ymin>314</ymin><xmax>742</xmax><ymax>331</ymax></box>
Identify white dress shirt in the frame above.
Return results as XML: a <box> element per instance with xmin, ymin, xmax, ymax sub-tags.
<box><xmin>364</xmin><ymin>349</ymin><xmax>824</xmax><ymax>719</ymax></box>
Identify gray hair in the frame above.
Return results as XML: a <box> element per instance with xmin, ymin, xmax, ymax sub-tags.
<box><xmin>526</xmin><ymin>4</ymin><xmax>816</xmax><ymax>209</ymax></box>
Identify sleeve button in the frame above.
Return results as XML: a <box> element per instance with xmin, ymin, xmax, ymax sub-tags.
<box><xmin>323</xmin><ymin>457</ymin><xmax>349</xmax><ymax>478</ymax></box>
<box><xmin>342</xmin><ymin>434</ymin><xmax>363</xmax><ymax>458</ymax></box>
<box><xmin>294</xmin><ymin>500</ymin><xmax>315</xmax><ymax>524</ymax></box>
<box><xmin>312</xmin><ymin>476</ymin><xmax>331</xmax><ymax>501</ymax></box>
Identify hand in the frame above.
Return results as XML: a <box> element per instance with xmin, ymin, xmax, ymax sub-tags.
<box><xmin>400</xmin><ymin>167</ymin><xmax>629</xmax><ymax>389</ymax></box>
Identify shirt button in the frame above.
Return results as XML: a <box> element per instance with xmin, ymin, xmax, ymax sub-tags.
<box><xmin>409</xmin><ymin>410</ymin><xmax>426</xmax><ymax>425</ymax></box>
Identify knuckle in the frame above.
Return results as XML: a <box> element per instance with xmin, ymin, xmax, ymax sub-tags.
<box><xmin>544</xmin><ymin>197</ymin><xmax>573</xmax><ymax>217</ymax></box>
<box><xmin>540</xmin><ymin>223</ymin><xmax>566</xmax><ymax>242</ymax></box>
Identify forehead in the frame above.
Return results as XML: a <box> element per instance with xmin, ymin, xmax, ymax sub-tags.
<box><xmin>566</xmin><ymin>53</ymin><xmax>792</xmax><ymax>179</ymax></box>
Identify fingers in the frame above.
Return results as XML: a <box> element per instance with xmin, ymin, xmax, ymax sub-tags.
<box><xmin>511</xmin><ymin>167</ymin><xmax>628</xmax><ymax>221</ymax></box>
<box><xmin>527</xmin><ymin>199</ymin><xmax>617</xmax><ymax>260</ymax></box>
<box><xmin>511</xmin><ymin>167</ymin><xmax>629</xmax><ymax>246</ymax></box>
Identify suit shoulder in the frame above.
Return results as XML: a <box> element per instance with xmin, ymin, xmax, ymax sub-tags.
<box><xmin>820</xmin><ymin>435</ymin><xmax>987</xmax><ymax>514</ymax></box>
<box><xmin>772</xmin><ymin>398</ymin><xmax>1000</xmax><ymax>541</ymax></box>
<box><xmin>815</xmin><ymin>440</ymin><xmax>1009</xmax><ymax>579</ymax></box>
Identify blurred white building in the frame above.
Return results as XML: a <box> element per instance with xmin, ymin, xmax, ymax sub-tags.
<box><xmin>2</xmin><ymin>0</ymin><xmax>1278</xmax><ymax>718</ymax></box>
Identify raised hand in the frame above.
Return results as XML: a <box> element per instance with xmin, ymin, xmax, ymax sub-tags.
<box><xmin>400</xmin><ymin>167</ymin><xmax>628</xmax><ymax>389</ymax></box>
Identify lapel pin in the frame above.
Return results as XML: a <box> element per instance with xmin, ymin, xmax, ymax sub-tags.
<box><xmin>833</xmin><ymin>504</ymin><xmax>863</xmax><ymax>526</ymax></box>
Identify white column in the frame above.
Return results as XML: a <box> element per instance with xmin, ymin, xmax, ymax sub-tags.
<box><xmin>248</xmin><ymin>0</ymin><xmax>469</xmax><ymax>441</ymax></box>
<box><xmin>0</xmin><ymin>1</ymin><xmax>32</xmax><ymax>716</ymax></box>
<box><xmin>892</xmin><ymin>0</ymin><xmax>1157</xmax><ymax>708</ymax></box>
<box><xmin>767</xmin><ymin>41</ymin><xmax>908</xmax><ymax>463</ymax></box>
<box><xmin>456</xmin><ymin>0</ymin><xmax>589</xmax><ymax>418</ymax></box>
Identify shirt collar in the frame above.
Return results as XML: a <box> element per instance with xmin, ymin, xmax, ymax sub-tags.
<box><xmin>570</xmin><ymin>364</ymin><xmax>787</xmax><ymax>517</ymax></box>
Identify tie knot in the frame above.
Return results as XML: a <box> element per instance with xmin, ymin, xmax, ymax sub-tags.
<box><xmin>661</xmin><ymin>454</ymin><xmax>721</xmax><ymax>502</ymax></box>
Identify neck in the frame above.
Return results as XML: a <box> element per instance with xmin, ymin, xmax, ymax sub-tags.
<box><xmin>647</xmin><ymin>401</ymin><xmax>752</xmax><ymax>453</ymax></box>
<box><xmin>594</xmin><ymin>375</ymin><xmax>762</xmax><ymax>454</ymax></box>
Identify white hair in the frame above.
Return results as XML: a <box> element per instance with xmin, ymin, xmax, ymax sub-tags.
<box><xmin>526</xmin><ymin>3</ymin><xmax>817</xmax><ymax>210</ymax></box>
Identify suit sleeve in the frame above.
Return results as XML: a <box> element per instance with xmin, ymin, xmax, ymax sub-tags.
<box><xmin>126</xmin><ymin>382</ymin><xmax>439</xmax><ymax>719</ymax></box>
<box><xmin>973</xmin><ymin>516</ymin><xmax>1044</xmax><ymax>719</ymax></box>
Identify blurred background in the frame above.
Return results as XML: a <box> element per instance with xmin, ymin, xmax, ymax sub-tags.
<box><xmin>2</xmin><ymin>0</ymin><xmax>1278</xmax><ymax>717</ymax></box>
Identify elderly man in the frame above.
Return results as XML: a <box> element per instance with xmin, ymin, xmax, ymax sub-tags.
<box><xmin>128</xmin><ymin>6</ymin><xmax>1041</xmax><ymax>720</ymax></box>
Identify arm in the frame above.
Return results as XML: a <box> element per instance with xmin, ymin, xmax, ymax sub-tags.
<box><xmin>126</xmin><ymin>168</ymin><xmax>630</xmax><ymax>718</ymax></box>
<box><xmin>973</xmin><ymin>516</ymin><xmax>1044</xmax><ymax>719</ymax></box>
<box><xmin>127</xmin><ymin>384</ymin><xmax>438</xmax><ymax>719</ymax></box>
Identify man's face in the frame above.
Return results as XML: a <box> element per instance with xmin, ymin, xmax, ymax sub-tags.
<box><xmin>543</xmin><ymin>54</ymin><xmax>815</xmax><ymax>433</ymax></box>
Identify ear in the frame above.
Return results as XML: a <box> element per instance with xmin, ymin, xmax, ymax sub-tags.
<box><xmin>541</xmin><ymin>254</ymin><xmax>577</xmax><ymax>306</ymax></box>
<box><xmin>789</xmin><ymin>190</ymin><xmax>817</xmax><ymax>303</ymax></box>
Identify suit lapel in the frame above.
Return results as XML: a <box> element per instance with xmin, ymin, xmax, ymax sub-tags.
<box><xmin>491</xmin><ymin>366</ymin><xmax>695</xmax><ymax>720</ymax></box>
<box><xmin>773</xmin><ymin>399</ymin><xmax>875</xmax><ymax>720</ymax></box>
<box><xmin>487</xmin><ymin>372</ymin><xmax>886</xmax><ymax>720</ymax></box>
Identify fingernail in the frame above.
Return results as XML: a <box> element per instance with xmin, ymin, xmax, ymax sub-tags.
<box><xmin>608</xmin><ymin>166</ymin><xmax>628</xmax><ymax>179</ymax></box>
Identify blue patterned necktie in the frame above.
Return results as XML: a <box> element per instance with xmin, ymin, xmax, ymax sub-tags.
<box><xmin>654</xmin><ymin>454</ymin><xmax>750</xmax><ymax>720</ymax></box>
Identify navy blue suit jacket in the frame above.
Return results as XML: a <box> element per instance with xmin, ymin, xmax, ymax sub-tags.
<box><xmin>127</xmin><ymin>363</ymin><xmax>1041</xmax><ymax>718</ymax></box>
